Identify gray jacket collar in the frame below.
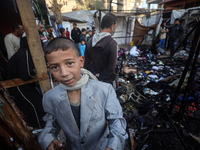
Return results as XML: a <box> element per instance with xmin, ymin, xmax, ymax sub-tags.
<box><xmin>57</xmin><ymin>81</ymin><xmax>95</xmax><ymax>139</ymax></box>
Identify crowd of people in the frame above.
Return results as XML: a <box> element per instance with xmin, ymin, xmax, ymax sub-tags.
<box><xmin>0</xmin><ymin>12</ymin><xmax>190</xmax><ymax>150</ymax></box>
<box><xmin>158</xmin><ymin>18</ymin><xmax>184</xmax><ymax>56</ymax></box>
<box><xmin>0</xmin><ymin>13</ymin><xmax>128</xmax><ymax>150</ymax></box>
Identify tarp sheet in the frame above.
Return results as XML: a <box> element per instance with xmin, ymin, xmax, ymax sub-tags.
<box><xmin>142</xmin><ymin>14</ymin><xmax>160</xmax><ymax>26</ymax></box>
<box><xmin>132</xmin><ymin>19</ymin><xmax>158</xmax><ymax>44</ymax></box>
<box><xmin>170</xmin><ymin>9</ymin><xmax>186</xmax><ymax>24</ymax></box>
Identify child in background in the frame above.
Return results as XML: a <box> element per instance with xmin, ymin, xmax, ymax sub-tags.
<box><xmin>38</xmin><ymin>37</ymin><xmax>128</xmax><ymax>150</ymax></box>
<box><xmin>66</xmin><ymin>27</ymin><xmax>70</xmax><ymax>38</ymax></box>
<box><xmin>79</xmin><ymin>39</ymin><xmax>86</xmax><ymax>56</ymax></box>
<box><xmin>80</xmin><ymin>28</ymin><xmax>87</xmax><ymax>43</ymax></box>
<box><xmin>86</xmin><ymin>30</ymin><xmax>92</xmax><ymax>41</ymax></box>
<box><xmin>60</xmin><ymin>28</ymin><xmax>66</xmax><ymax>37</ymax></box>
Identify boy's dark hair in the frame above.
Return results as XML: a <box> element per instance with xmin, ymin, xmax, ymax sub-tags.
<box><xmin>175</xmin><ymin>18</ymin><xmax>180</xmax><ymax>21</ymax></box>
<box><xmin>81</xmin><ymin>39</ymin><xmax>85</xmax><ymax>42</ymax></box>
<box><xmin>45</xmin><ymin>37</ymin><xmax>79</xmax><ymax>57</ymax></box>
<box><xmin>101</xmin><ymin>13</ymin><xmax>117</xmax><ymax>29</ymax></box>
<box><xmin>12</xmin><ymin>23</ymin><xmax>20</xmax><ymax>31</ymax></box>
<box><xmin>82</xmin><ymin>28</ymin><xmax>86</xmax><ymax>32</ymax></box>
<box><xmin>87</xmin><ymin>27</ymin><xmax>89</xmax><ymax>30</ymax></box>
<box><xmin>60</xmin><ymin>28</ymin><xmax>65</xmax><ymax>34</ymax></box>
<box><xmin>73</xmin><ymin>23</ymin><xmax>77</xmax><ymax>26</ymax></box>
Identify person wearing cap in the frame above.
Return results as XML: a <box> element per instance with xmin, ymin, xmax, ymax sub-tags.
<box><xmin>168</xmin><ymin>18</ymin><xmax>184</xmax><ymax>56</ymax></box>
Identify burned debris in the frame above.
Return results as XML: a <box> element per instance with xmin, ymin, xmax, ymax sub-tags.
<box><xmin>118</xmin><ymin>20</ymin><xmax>200</xmax><ymax>150</ymax></box>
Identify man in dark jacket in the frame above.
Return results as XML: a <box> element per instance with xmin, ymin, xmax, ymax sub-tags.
<box><xmin>7</xmin><ymin>37</ymin><xmax>46</xmax><ymax>128</ymax></box>
<box><xmin>168</xmin><ymin>18</ymin><xmax>184</xmax><ymax>56</ymax></box>
<box><xmin>84</xmin><ymin>13</ymin><xmax>117</xmax><ymax>87</ymax></box>
<box><xmin>71</xmin><ymin>23</ymin><xmax>81</xmax><ymax>48</ymax></box>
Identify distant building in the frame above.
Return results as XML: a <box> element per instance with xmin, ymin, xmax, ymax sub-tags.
<box><xmin>46</xmin><ymin>0</ymin><xmax>77</xmax><ymax>13</ymax></box>
<box><xmin>105</xmin><ymin>0</ymin><xmax>145</xmax><ymax>11</ymax></box>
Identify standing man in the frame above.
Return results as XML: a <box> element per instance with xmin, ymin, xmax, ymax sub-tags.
<box><xmin>71</xmin><ymin>23</ymin><xmax>81</xmax><ymax>48</ymax></box>
<box><xmin>168</xmin><ymin>18</ymin><xmax>184</xmax><ymax>56</ymax></box>
<box><xmin>38</xmin><ymin>23</ymin><xmax>48</xmax><ymax>50</ymax></box>
<box><xmin>84</xmin><ymin>13</ymin><xmax>118</xmax><ymax>88</ymax></box>
<box><xmin>4</xmin><ymin>23</ymin><xmax>24</xmax><ymax>59</ymax></box>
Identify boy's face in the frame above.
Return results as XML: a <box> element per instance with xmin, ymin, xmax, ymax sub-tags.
<box><xmin>82</xmin><ymin>31</ymin><xmax>86</xmax><ymax>35</ymax></box>
<box><xmin>81</xmin><ymin>41</ymin><xmax>85</xmax><ymax>45</ymax></box>
<box><xmin>47</xmin><ymin>49</ymin><xmax>84</xmax><ymax>87</ymax></box>
<box><xmin>89</xmin><ymin>31</ymin><xmax>92</xmax><ymax>35</ymax></box>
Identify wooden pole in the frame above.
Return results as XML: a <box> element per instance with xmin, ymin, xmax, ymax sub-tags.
<box><xmin>16</xmin><ymin>0</ymin><xmax>51</xmax><ymax>94</ymax></box>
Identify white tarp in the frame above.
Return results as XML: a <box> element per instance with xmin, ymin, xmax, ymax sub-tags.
<box><xmin>170</xmin><ymin>9</ymin><xmax>186</xmax><ymax>24</ymax></box>
<box><xmin>62</xmin><ymin>10</ymin><xmax>105</xmax><ymax>31</ymax></box>
<box><xmin>142</xmin><ymin>14</ymin><xmax>160</xmax><ymax>26</ymax></box>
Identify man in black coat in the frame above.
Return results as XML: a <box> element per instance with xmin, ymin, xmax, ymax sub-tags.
<box><xmin>7</xmin><ymin>37</ymin><xmax>46</xmax><ymax>128</ymax></box>
<box><xmin>71</xmin><ymin>23</ymin><xmax>81</xmax><ymax>49</ymax></box>
<box><xmin>168</xmin><ymin>18</ymin><xmax>184</xmax><ymax>56</ymax></box>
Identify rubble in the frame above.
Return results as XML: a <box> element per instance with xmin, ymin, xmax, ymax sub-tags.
<box><xmin>117</xmin><ymin>44</ymin><xmax>200</xmax><ymax>150</ymax></box>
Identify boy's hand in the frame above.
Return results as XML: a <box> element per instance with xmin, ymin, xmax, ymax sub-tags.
<box><xmin>47</xmin><ymin>139</ymin><xmax>63</xmax><ymax>150</ymax></box>
<box><xmin>105</xmin><ymin>148</ymin><xmax>113</xmax><ymax>150</ymax></box>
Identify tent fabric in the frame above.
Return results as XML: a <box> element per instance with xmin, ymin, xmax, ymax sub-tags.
<box><xmin>170</xmin><ymin>9</ymin><xmax>186</xmax><ymax>24</ymax></box>
<box><xmin>132</xmin><ymin>19</ymin><xmax>158</xmax><ymax>44</ymax></box>
<box><xmin>142</xmin><ymin>14</ymin><xmax>160</xmax><ymax>26</ymax></box>
<box><xmin>62</xmin><ymin>10</ymin><xmax>91</xmax><ymax>22</ymax></box>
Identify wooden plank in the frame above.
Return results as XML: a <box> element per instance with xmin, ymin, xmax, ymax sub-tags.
<box><xmin>16</xmin><ymin>0</ymin><xmax>51</xmax><ymax>94</ymax></box>
<box><xmin>0</xmin><ymin>95</ymin><xmax>42</xmax><ymax>149</ymax></box>
<box><xmin>0</xmin><ymin>73</ymin><xmax>48</xmax><ymax>90</ymax></box>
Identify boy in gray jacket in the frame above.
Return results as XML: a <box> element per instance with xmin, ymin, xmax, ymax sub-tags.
<box><xmin>38</xmin><ymin>37</ymin><xmax>128</xmax><ymax>150</ymax></box>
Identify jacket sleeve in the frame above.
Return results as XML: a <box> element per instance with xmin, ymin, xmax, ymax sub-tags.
<box><xmin>179</xmin><ymin>25</ymin><xmax>184</xmax><ymax>37</ymax></box>
<box><xmin>71</xmin><ymin>30</ymin><xmax>74</xmax><ymax>40</ymax></box>
<box><xmin>105</xmin><ymin>85</ymin><xmax>128</xmax><ymax>150</ymax></box>
<box><xmin>4</xmin><ymin>36</ymin><xmax>15</xmax><ymax>59</ymax></box>
<box><xmin>99</xmin><ymin>41</ymin><xmax>117</xmax><ymax>81</ymax></box>
<box><xmin>38</xmin><ymin>96</ymin><xmax>61</xmax><ymax>150</ymax></box>
<box><xmin>84</xmin><ymin>40</ymin><xmax>97</xmax><ymax>75</ymax></box>
<box><xmin>18</xmin><ymin>50</ymin><xmax>36</xmax><ymax>81</ymax></box>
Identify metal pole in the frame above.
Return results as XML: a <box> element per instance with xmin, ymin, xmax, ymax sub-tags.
<box><xmin>168</xmin><ymin>20</ymin><xmax>200</xmax><ymax>114</ymax></box>
<box><xmin>99</xmin><ymin>10</ymin><xmax>102</xmax><ymax>32</ymax></box>
<box><xmin>109</xmin><ymin>0</ymin><xmax>112</xmax><ymax>13</ymax></box>
<box><xmin>178</xmin><ymin>32</ymin><xmax>200</xmax><ymax>122</ymax></box>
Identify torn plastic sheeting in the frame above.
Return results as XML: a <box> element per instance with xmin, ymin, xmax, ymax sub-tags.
<box><xmin>132</xmin><ymin>19</ymin><xmax>159</xmax><ymax>45</ymax></box>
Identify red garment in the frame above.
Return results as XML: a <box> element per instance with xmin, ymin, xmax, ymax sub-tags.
<box><xmin>61</xmin><ymin>34</ymin><xmax>66</xmax><ymax>37</ymax></box>
<box><xmin>66</xmin><ymin>31</ymin><xmax>70</xmax><ymax>38</ymax></box>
